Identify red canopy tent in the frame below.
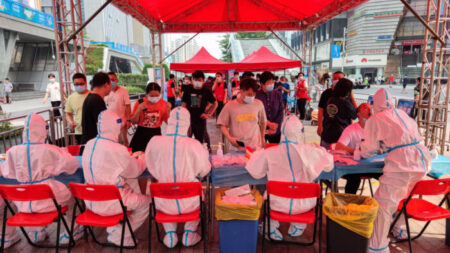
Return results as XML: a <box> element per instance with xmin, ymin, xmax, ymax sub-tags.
<box><xmin>235</xmin><ymin>46</ymin><xmax>301</xmax><ymax>71</ymax></box>
<box><xmin>170</xmin><ymin>47</ymin><xmax>234</xmax><ymax>73</ymax></box>
<box><xmin>112</xmin><ymin>0</ymin><xmax>368</xmax><ymax>32</ymax></box>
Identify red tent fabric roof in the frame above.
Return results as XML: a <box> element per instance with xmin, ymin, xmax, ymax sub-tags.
<box><xmin>236</xmin><ymin>46</ymin><xmax>301</xmax><ymax>71</ymax></box>
<box><xmin>112</xmin><ymin>0</ymin><xmax>368</xmax><ymax>32</ymax></box>
<box><xmin>170</xmin><ymin>47</ymin><xmax>233</xmax><ymax>73</ymax></box>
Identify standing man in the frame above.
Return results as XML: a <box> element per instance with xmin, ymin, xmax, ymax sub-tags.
<box><xmin>66</xmin><ymin>73</ymin><xmax>89</xmax><ymax>144</ymax></box>
<box><xmin>42</xmin><ymin>73</ymin><xmax>64</xmax><ymax>117</ymax></box>
<box><xmin>231</xmin><ymin>71</ymin><xmax>240</xmax><ymax>99</ymax></box>
<box><xmin>295</xmin><ymin>72</ymin><xmax>308</xmax><ymax>120</ymax></box>
<box><xmin>3</xmin><ymin>78</ymin><xmax>13</xmax><ymax>104</ymax></box>
<box><xmin>212</xmin><ymin>72</ymin><xmax>227</xmax><ymax>118</ymax></box>
<box><xmin>166</xmin><ymin>74</ymin><xmax>176</xmax><ymax>108</ymax></box>
<box><xmin>182</xmin><ymin>70</ymin><xmax>218</xmax><ymax>150</ymax></box>
<box><xmin>104</xmin><ymin>72</ymin><xmax>131</xmax><ymax>146</ymax></box>
<box><xmin>80</xmin><ymin>72</ymin><xmax>111</xmax><ymax>144</ymax></box>
<box><xmin>402</xmin><ymin>74</ymin><xmax>408</xmax><ymax>94</ymax></box>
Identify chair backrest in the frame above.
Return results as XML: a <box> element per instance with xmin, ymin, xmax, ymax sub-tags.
<box><xmin>265</xmin><ymin>143</ymin><xmax>279</xmax><ymax>149</ymax></box>
<box><xmin>411</xmin><ymin>178</ymin><xmax>450</xmax><ymax>196</ymax></box>
<box><xmin>69</xmin><ymin>183</ymin><xmax>122</xmax><ymax>201</ymax></box>
<box><xmin>267</xmin><ymin>181</ymin><xmax>321</xmax><ymax>199</ymax></box>
<box><xmin>150</xmin><ymin>182</ymin><xmax>202</xmax><ymax>200</ymax></box>
<box><xmin>67</xmin><ymin>145</ymin><xmax>81</xmax><ymax>156</ymax></box>
<box><xmin>0</xmin><ymin>184</ymin><xmax>55</xmax><ymax>201</ymax></box>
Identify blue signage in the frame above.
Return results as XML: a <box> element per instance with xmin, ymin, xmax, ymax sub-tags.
<box><xmin>377</xmin><ymin>35</ymin><xmax>393</xmax><ymax>41</ymax></box>
<box><xmin>331</xmin><ymin>44</ymin><xmax>341</xmax><ymax>58</ymax></box>
<box><xmin>0</xmin><ymin>0</ymin><xmax>54</xmax><ymax>28</ymax></box>
<box><xmin>90</xmin><ymin>41</ymin><xmax>144</xmax><ymax>67</ymax></box>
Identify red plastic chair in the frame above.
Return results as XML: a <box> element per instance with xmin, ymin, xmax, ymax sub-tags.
<box><xmin>68</xmin><ymin>183</ymin><xmax>137</xmax><ymax>253</ymax></box>
<box><xmin>389</xmin><ymin>178</ymin><xmax>450</xmax><ymax>253</ymax></box>
<box><xmin>265</xmin><ymin>143</ymin><xmax>279</xmax><ymax>149</ymax></box>
<box><xmin>66</xmin><ymin>145</ymin><xmax>81</xmax><ymax>156</ymax></box>
<box><xmin>149</xmin><ymin>182</ymin><xmax>206</xmax><ymax>253</ymax></box>
<box><xmin>263</xmin><ymin>181</ymin><xmax>322</xmax><ymax>253</ymax></box>
<box><xmin>0</xmin><ymin>184</ymin><xmax>74</xmax><ymax>252</ymax></box>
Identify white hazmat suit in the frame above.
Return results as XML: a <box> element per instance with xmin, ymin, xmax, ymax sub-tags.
<box><xmin>361</xmin><ymin>88</ymin><xmax>430</xmax><ymax>253</ymax></box>
<box><xmin>145</xmin><ymin>107</ymin><xmax>210</xmax><ymax>248</ymax></box>
<box><xmin>246</xmin><ymin>115</ymin><xmax>334</xmax><ymax>240</ymax></box>
<box><xmin>82</xmin><ymin>110</ymin><xmax>150</xmax><ymax>246</ymax></box>
<box><xmin>1</xmin><ymin>113</ymin><xmax>81</xmax><ymax>244</ymax></box>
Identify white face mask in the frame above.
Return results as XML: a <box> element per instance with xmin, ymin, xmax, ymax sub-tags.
<box><xmin>49</xmin><ymin>78</ymin><xmax>56</xmax><ymax>82</ymax></box>
<box><xmin>266</xmin><ymin>84</ymin><xmax>274</xmax><ymax>92</ymax></box>
<box><xmin>193</xmin><ymin>81</ymin><xmax>203</xmax><ymax>88</ymax></box>
<box><xmin>148</xmin><ymin>96</ymin><xmax>160</xmax><ymax>104</ymax></box>
<box><xmin>243</xmin><ymin>96</ymin><xmax>255</xmax><ymax>104</ymax></box>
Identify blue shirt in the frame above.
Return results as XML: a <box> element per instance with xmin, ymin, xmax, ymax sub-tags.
<box><xmin>281</xmin><ymin>82</ymin><xmax>290</xmax><ymax>100</ymax></box>
<box><xmin>256</xmin><ymin>90</ymin><xmax>284</xmax><ymax>135</ymax></box>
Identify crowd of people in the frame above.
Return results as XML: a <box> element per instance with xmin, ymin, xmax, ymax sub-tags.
<box><xmin>0</xmin><ymin>68</ymin><xmax>433</xmax><ymax>253</ymax></box>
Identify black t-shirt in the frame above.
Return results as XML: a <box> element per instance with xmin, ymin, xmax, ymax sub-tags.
<box><xmin>81</xmin><ymin>93</ymin><xmax>107</xmax><ymax>144</ymax></box>
<box><xmin>319</xmin><ymin>88</ymin><xmax>333</xmax><ymax>109</ymax></box>
<box><xmin>181</xmin><ymin>84</ymin><xmax>192</xmax><ymax>93</ymax></box>
<box><xmin>322</xmin><ymin>96</ymin><xmax>357</xmax><ymax>143</ymax></box>
<box><xmin>182</xmin><ymin>86</ymin><xmax>216</xmax><ymax>120</ymax></box>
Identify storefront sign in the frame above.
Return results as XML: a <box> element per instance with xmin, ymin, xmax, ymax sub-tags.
<box><xmin>0</xmin><ymin>0</ymin><xmax>54</xmax><ymax>28</ymax></box>
<box><xmin>377</xmin><ymin>35</ymin><xmax>393</xmax><ymax>41</ymax></box>
<box><xmin>402</xmin><ymin>40</ymin><xmax>423</xmax><ymax>46</ymax></box>
<box><xmin>332</xmin><ymin>55</ymin><xmax>387</xmax><ymax>68</ymax></box>
<box><xmin>363</xmin><ymin>49</ymin><xmax>388</xmax><ymax>54</ymax></box>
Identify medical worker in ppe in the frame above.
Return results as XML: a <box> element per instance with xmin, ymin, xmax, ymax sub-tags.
<box><xmin>145</xmin><ymin>107</ymin><xmax>210</xmax><ymax>248</ymax></box>
<box><xmin>246</xmin><ymin>115</ymin><xmax>334</xmax><ymax>240</ymax></box>
<box><xmin>361</xmin><ymin>88</ymin><xmax>431</xmax><ymax>253</ymax></box>
<box><xmin>1</xmin><ymin>113</ymin><xmax>81</xmax><ymax>244</ymax></box>
<box><xmin>82</xmin><ymin>110</ymin><xmax>150</xmax><ymax>246</ymax></box>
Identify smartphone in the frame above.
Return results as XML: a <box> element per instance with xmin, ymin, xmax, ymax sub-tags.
<box><xmin>236</xmin><ymin>140</ymin><xmax>245</xmax><ymax>147</ymax></box>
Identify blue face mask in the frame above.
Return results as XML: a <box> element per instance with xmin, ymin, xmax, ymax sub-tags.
<box><xmin>243</xmin><ymin>96</ymin><xmax>255</xmax><ymax>104</ymax></box>
<box><xmin>111</xmin><ymin>81</ymin><xmax>117</xmax><ymax>89</ymax></box>
<box><xmin>74</xmin><ymin>85</ymin><xmax>86</xmax><ymax>93</ymax></box>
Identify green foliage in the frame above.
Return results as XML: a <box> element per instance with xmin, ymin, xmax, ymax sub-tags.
<box><xmin>0</xmin><ymin>114</ymin><xmax>12</xmax><ymax>132</ymax></box>
<box><xmin>117</xmin><ymin>73</ymin><xmax>148</xmax><ymax>90</ymax></box>
<box><xmin>235</xmin><ymin>32</ymin><xmax>268</xmax><ymax>39</ymax></box>
<box><xmin>125</xmin><ymin>86</ymin><xmax>145</xmax><ymax>94</ymax></box>
<box><xmin>85</xmin><ymin>46</ymin><xmax>105</xmax><ymax>75</ymax></box>
<box><xmin>219</xmin><ymin>34</ymin><xmax>232</xmax><ymax>62</ymax></box>
<box><xmin>142</xmin><ymin>64</ymin><xmax>170</xmax><ymax>81</ymax></box>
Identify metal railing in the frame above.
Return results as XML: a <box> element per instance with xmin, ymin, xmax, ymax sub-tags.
<box><xmin>0</xmin><ymin>108</ymin><xmax>67</xmax><ymax>153</ymax></box>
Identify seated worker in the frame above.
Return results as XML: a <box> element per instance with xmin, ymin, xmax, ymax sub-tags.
<box><xmin>1</xmin><ymin>113</ymin><xmax>82</xmax><ymax>244</ymax></box>
<box><xmin>82</xmin><ymin>110</ymin><xmax>150</xmax><ymax>247</ymax></box>
<box><xmin>145</xmin><ymin>107</ymin><xmax>210</xmax><ymax>248</ymax></box>
<box><xmin>334</xmin><ymin>103</ymin><xmax>382</xmax><ymax>194</ymax></box>
<box><xmin>361</xmin><ymin>89</ymin><xmax>431</xmax><ymax>253</ymax></box>
<box><xmin>217</xmin><ymin>78</ymin><xmax>267</xmax><ymax>150</ymax></box>
<box><xmin>246</xmin><ymin>115</ymin><xmax>333</xmax><ymax>240</ymax></box>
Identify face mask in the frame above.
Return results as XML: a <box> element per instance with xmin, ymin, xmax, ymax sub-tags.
<box><xmin>266</xmin><ymin>84</ymin><xmax>274</xmax><ymax>92</ymax></box>
<box><xmin>148</xmin><ymin>96</ymin><xmax>160</xmax><ymax>104</ymax></box>
<box><xmin>193</xmin><ymin>81</ymin><xmax>203</xmax><ymax>88</ymax></box>
<box><xmin>49</xmin><ymin>78</ymin><xmax>56</xmax><ymax>83</ymax></box>
<box><xmin>74</xmin><ymin>85</ymin><xmax>86</xmax><ymax>93</ymax></box>
<box><xmin>243</xmin><ymin>96</ymin><xmax>255</xmax><ymax>104</ymax></box>
<box><xmin>111</xmin><ymin>81</ymin><xmax>117</xmax><ymax>89</ymax></box>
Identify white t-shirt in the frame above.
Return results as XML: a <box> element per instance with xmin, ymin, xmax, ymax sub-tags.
<box><xmin>337</xmin><ymin>122</ymin><xmax>364</xmax><ymax>149</ymax></box>
<box><xmin>4</xmin><ymin>82</ymin><xmax>13</xmax><ymax>93</ymax></box>
<box><xmin>46</xmin><ymin>82</ymin><xmax>61</xmax><ymax>101</ymax></box>
<box><xmin>104</xmin><ymin>86</ymin><xmax>131</xmax><ymax>121</ymax></box>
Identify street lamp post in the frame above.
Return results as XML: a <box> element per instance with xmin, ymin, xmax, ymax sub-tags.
<box><xmin>341</xmin><ymin>27</ymin><xmax>347</xmax><ymax>73</ymax></box>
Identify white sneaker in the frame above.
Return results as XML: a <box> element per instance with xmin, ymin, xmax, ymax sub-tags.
<box><xmin>163</xmin><ymin>231</ymin><xmax>178</xmax><ymax>248</ymax></box>
<box><xmin>59</xmin><ymin>227</ymin><xmax>85</xmax><ymax>244</ymax></box>
<box><xmin>258</xmin><ymin>223</ymin><xmax>283</xmax><ymax>241</ymax></box>
<box><xmin>27</xmin><ymin>229</ymin><xmax>48</xmax><ymax>243</ymax></box>
<box><xmin>288</xmin><ymin>224</ymin><xmax>306</xmax><ymax>237</ymax></box>
<box><xmin>392</xmin><ymin>227</ymin><xmax>408</xmax><ymax>240</ymax></box>
<box><xmin>182</xmin><ymin>230</ymin><xmax>201</xmax><ymax>247</ymax></box>
<box><xmin>1</xmin><ymin>233</ymin><xmax>21</xmax><ymax>248</ymax></box>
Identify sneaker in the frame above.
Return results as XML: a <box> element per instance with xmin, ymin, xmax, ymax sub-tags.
<box><xmin>1</xmin><ymin>233</ymin><xmax>21</xmax><ymax>249</ymax></box>
<box><xmin>163</xmin><ymin>231</ymin><xmax>178</xmax><ymax>248</ymax></box>
<box><xmin>27</xmin><ymin>229</ymin><xmax>48</xmax><ymax>243</ymax></box>
<box><xmin>59</xmin><ymin>227</ymin><xmax>85</xmax><ymax>244</ymax></box>
<box><xmin>258</xmin><ymin>223</ymin><xmax>283</xmax><ymax>241</ymax></box>
<box><xmin>288</xmin><ymin>224</ymin><xmax>306</xmax><ymax>237</ymax></box>
<box><xmin>391</xmin><ymin>227</ymin><xmax>408</xmax><ymax>240</ymax></box>
<box><xmin>182</xmin><ymin>230</ymin><xmax>201</xmax><ymax>247</ymax></box>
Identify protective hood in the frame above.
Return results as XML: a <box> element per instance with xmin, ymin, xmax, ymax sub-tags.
<box><xmin>22</xmin><ymin>113</ymin><xmax>47</xmax><ymax>144</ymax></box>
<box><xmin>373</xmin><ymin>88</ymin><xmax>394</xmax><ymax>114</ymax></box>
<box><xmin>97</xmin><ymin>110</ymin><xmax>122</xmax><ymax>141</ymax></box>
<box><xmin>280</xmin><ymin>115</ymin><xmax>305</xmax><ymax>144</ymax></box>
<box><xmin>166</xmin><ymin>107</ymin><xmax>190</xmax><ymax>136</ymax></box>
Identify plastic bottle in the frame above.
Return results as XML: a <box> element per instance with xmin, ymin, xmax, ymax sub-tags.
<box><xmin>353</xmin><ymin>143</ymin><xmax>361</xmax><ymax>161</ymax></box>
<box><xmin>430</xmin><ymin>146</ymin><xmax>438</xmax><ymax>160</ymax></box>
<box><xmin>217</xmin><ymin>142</ymin><xmax>224</xmax><ymax>157</ymax></box>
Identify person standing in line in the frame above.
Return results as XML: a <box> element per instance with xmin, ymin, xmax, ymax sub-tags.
<box><xmin>166</xmin><ymin>74</ymin><xmax>176</xmax><ymax>108</ymax></box>
<box><xmin>231</xmin><ymin>71</ymin><xmax>240</xmax><ymax>99</ymax></box>
<box><xmin>276</xmin><ymin>76</ymin><xmax>290</xmax><ymax>108</ymax></box>
<box><xmin>402</xmin><ymin>74</ymin><xmax>408</xmax><ymax>94</ymax></box>
<box><xmin>104</xmin><ymin>72</ymin><xmax>131</xmax><ymax>146</ymax></box>
<box><xmin>295</xmin><ymin>72</ymin><xmax>308</xmax><ymax>120</ymax></box>
<box><xmin>3</xmin><ymin>78</ymin><xmax>13</xmax><ymax>104</ymax></box>
<box><xmin>212</xmin><ymin>72</ymin><xmax>227</xmax><ymax>119</ymax></box>
<box><xmin>65</xmin><ymin>73</ymin><xmax>89</xmax><ymax>144</ymax></box>
<box><xmin>80</xmin><ymin>72</ymin><xmax>111</xmax><ymax>144</ymax></box>
<box><xmin>42</xmin><ymin>73</ymin><xmax>64</xmax><ymax>117</ymax></box>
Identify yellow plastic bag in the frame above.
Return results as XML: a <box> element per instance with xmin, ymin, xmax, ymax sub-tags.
<box><xmin>323</xmin><ymin>193</ymin><xmax>379</xmax><ymax>239</ymax></box>
<box><xmin>215</xmin><ymin>188</ymin><xmax>263</xmax><ymax>221</ymax></box>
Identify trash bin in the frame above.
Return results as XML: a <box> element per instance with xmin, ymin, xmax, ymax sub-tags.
<box><xmin>215</xmin><ymin>188</ymin><xmax>263</xmax><ymax>253</ymax></box>
<box><xmin>323</xmin><ymin>193</ymin><xmax>379</xmax><ymax>253</ymax></box>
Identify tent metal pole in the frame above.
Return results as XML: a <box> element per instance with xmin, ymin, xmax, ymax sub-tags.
<box><xmin>269</xmin><ymin>28</ymin><xmax>305</xmax><ymax>63</ymax></box>
<box><xmin>161</xmin><ymin>32</ymin><xmax>201</xmax><ymax>63</ymax></box>
<box><xmin>151</xmin><ymin>31</ymin><xmax>157</xmax><ymax>82</ymax></box>
<box><xmin>159</xmin><ymin>31</ymin><xmax>164</xmax><ymax>85</ymax></box>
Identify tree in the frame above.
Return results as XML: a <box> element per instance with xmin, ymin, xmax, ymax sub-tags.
<box><xmin>142</xmin><ymin>63</ymin><xmax>170</xmax><ymax>80</ymax></box>
<box><xmin>219</xmin><ymin>34</ymin><xmax>232</xmax><ymax>62</ymax></box>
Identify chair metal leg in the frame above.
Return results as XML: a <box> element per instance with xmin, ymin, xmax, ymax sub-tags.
<box><xmin>318</xmin><ymin>205</ymin><xmax>323</xmax><ymax>253</ymax></box>
<box><xmin>55</xmin><ymin>213</ymin><xmax>61</xmax><ymax>253</ymax></box>
<box><xmin>148</xmin><ymin>203</ymin><xmax>152</xmax><ymax>253</ymax></box>
<box><xmin>404</xmin><ymin>208</ymin><xmax>413</xmax><ymax>253</ymax></box>
<box><xmin>119</xmin><ymin>220</ymin><xmax>126</xmax><ymax>253</ymax></box>
<box><xmin>1</xmin><ymin>205</ymin><xmax>7</xmax><ymax>252</ymax></box>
